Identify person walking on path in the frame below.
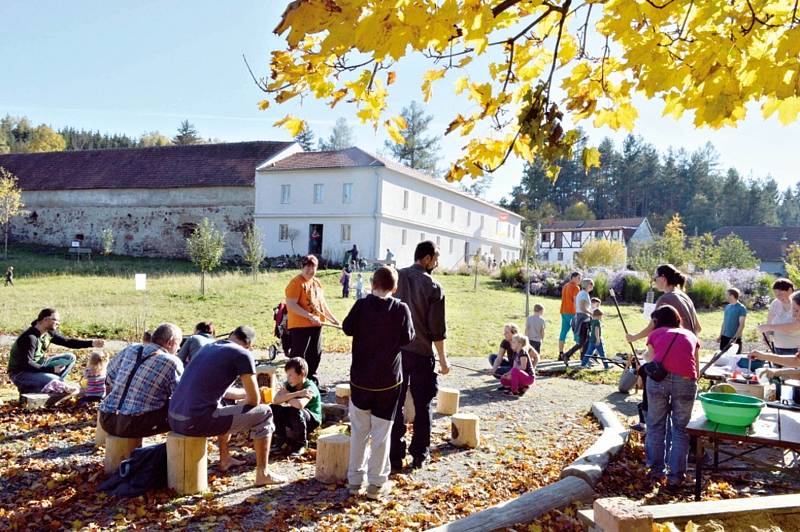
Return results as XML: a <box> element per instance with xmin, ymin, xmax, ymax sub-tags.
<box><xmin>558</xmin><ymin>272</ymin><xmax>582</xmax><ymax>361</ymax></box>
<box><xmin>7</xmin><ymin>308</ymin><xmax>104</xmax><ymax>394</ymax></box>
<box><xmin>389</xmin><ymin>241</ymin><xmax>450</xmax><ymax>472</ymax></box>
<box><xmin>284</xmin><ymin>255</ymin><xmax>339</xmax><ymax>385</ymax></box>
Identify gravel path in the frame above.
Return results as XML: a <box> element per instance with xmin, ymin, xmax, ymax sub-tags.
<box><xmin>1</xmin><ymin>351</ymin><xmax>633</xmax><ymax>530</ymax></box>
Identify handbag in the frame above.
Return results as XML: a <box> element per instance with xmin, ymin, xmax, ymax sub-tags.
<box><xmin>640</xmin><ymin>333</ymin><xmax>679</xmax><ymax>382</ymax></box>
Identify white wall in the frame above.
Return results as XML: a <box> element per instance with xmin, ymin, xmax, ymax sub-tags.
<box><xmin>255</xmin><ymin>167</ymin><xmax>380</xmax><ymax>259</ymax></box>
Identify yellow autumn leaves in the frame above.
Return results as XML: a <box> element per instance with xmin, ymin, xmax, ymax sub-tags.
<box><xmin>265</xmin><ymin>0</ymin><xmax>800</xmax><ymax>181</ymax></box>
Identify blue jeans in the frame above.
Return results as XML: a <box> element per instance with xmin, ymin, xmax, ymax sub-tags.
<box><xmin>10</xmin><ymin>353</ymin><xmax>77</xmax><ymax>394</ymax></box>
<box><xmin>581</xmin><ymin>342</ymin><xmax>609</xmax><ymax>368</ymax></box>
<box><xmin>645</xmin><ymin>374</ymin><xmax>697</xmax><ymax>483</ymax></box>
<box><xmin>488</xmin><ymin>354</ymin><xmax>512</xmax><ymax>375</ymax></box>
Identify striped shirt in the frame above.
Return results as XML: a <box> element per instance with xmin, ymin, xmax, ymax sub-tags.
<box><xmin>82</xmin><ymin>367</ymin><xmax>106</xmax><ymax>397</ymax></box>
<box><xmin>99</xmin><ymin>343</ymin><xmax>183</xmax><ymax>416</ymax></box>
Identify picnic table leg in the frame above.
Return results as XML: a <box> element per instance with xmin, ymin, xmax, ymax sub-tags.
<box><xmin>694</xmin><ymin>437</ymin><xmax>703</xmax><ymax>501</ymax></box>
<box><xmin>713</xmin><ymin>440</ymin><xmax>719</xmax><ymax>469</ymax></box>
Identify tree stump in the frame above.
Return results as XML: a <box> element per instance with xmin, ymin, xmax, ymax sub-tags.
<box><xmin>104</xmin><ymin>436</ymin><xmax>142</xmax><ymax>474</ymax></box>
<box><xmin>335</xmin><ymin>383</ymin><xmax>351</xmax><ymax>406</ymax></box>
<box><xmin>315</xmin><ymin>433</ymin><xmax>350</xmax><ymax>483</ymax></box>
<box><xmin>436</xmin><ymin>387</ymin><xmax>460</xmax><ymax>415</ymax></box>
<box><xmin>95</xmin><ymin>412</ymin><xmax>108</xmax><ymax>448</ymax></box>
<box><xmin>451</xmin><ymin>413</ymin><xmax>480</xmax><ymax>448</ymax></box>
<box><xmin>167</xmin><ymin>432</ymin><xmax>208</xmax><ymax>495</ymax></box>
<box><xmin>404</xmin><ymin>388</ymin><xmax>415</xmax><ymax>424</ymax></box>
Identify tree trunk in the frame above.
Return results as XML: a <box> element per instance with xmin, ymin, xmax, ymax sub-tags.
<box><xmin>201</xmin><ymin>271</ymin><xmax>205</xmax><ymax>295</ymax></box>
<box><xmin>3</xmin><ymin>222</ymin><xmax>8</xmax><ymax>260</ymax></box>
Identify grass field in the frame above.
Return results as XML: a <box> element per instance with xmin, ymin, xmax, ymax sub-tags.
<box><xmin>0</xmin><ymin>246</ymin><xmax>768</xmax><ymax>359</ymax></box>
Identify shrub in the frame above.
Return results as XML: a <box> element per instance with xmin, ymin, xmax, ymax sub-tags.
<box><xmin>622</xmin><ymin>274</ymin><xmax>651</xmax><ymax>303</ymax></box>
<box><xmin>499</xmin><ymin>262</ymin><xmax>523</xmax><ymax>286</ymax></box>
<box><xmin>687</xmin><ymin>277</ymin><xmax>727</xmax><ymax>308</ymax></box>
<box><xmin>575</xmin><ymin>240</ymin><xmax>627</xmax><ymax>269</ymax></box>
<box><xmin>592</xmin><ymin>273</ymin><xmax>610</xmax><ymax>301</ymax></box>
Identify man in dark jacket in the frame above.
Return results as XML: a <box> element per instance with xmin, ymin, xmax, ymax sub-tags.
<box><xmin>389</xmin><ymin>241</ymin><xmax>450</xmax><ymax>471</ymax></box>
<box><xmin>8</xmin><ymin>308</ymin><xmax>104</xmax><ymax>393</ymax></box>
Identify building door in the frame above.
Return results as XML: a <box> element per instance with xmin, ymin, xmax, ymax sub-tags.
<box><xmin>308</xmin><ymin>224</ymin><xmax>323</xmax><ymax>256</ymax></box>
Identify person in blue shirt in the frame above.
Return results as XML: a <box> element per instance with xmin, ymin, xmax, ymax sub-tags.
<box><xmin>718</xmin><ymin>287</ymin><xmax>747</xmax><ymax>354</ymax></box>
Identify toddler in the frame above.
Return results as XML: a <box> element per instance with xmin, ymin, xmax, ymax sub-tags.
<box><xmin>340</xmin><ymin>267</ymin><xmax>351</xmax><ymax>298</ymax></box>
<box><xmin>355</xmin><ymin>273</ymin><xmax>364</xmax><ymax>299</ymax></box>
<box><xmin>80</xmin><ymin>351</ymin><xmax>109</xmax><ymax>402</ymax></box>
<box><xmin>581</xmin><ymin>309</ymin><xmax>610</xmax><ymax>369</ymax></box>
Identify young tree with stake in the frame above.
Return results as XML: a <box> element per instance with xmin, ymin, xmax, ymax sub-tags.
<box><xmin>186</xmin><ymin>218</ymin><xmax>226</xmax><ymax>295</ymax></box>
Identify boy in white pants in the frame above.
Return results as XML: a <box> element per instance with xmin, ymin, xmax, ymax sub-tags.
<box><xmin>341</xmin><ymin>266</ymin><xmax>415</xmax><ymax>500</ymax></box>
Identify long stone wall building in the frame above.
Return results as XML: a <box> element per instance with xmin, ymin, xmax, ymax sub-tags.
<box><xmin>0</xmin><ymin>141</ymin><xmax>299</xmax><ymax>257</ymax></box>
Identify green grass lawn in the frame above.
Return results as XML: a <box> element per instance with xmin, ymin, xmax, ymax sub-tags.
<box><xmin>0</xmin><ymin>245</ymin><xmax>768</xmax><ymax>359</ymax></box>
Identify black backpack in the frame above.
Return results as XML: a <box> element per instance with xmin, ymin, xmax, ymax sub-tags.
<box><xmin>98</xmin><ymin>443</ymin><xmax>168</xmax><ymax>497</ymax></box>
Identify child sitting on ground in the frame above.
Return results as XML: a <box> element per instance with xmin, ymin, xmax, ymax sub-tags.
<box><xmin>79</xmin><ymin>351</ymin><xmax>109</xmax><ymax>403</ymax></box>
<box><xmin>500</xmin><ymin>334</ymin><xmax>539</xmax><ymax>396</ymax></box>
<box><xmin>270</xmin><ymin>357</ymin><xmax>322</xmax><ymax>457</ymax></box>
<box><xmin>581</xmin><ymin>309</ymin><xmax>610</xmax><ymax>369</ymax></box>
<box><xmin>342</xmin><ymin>266</ymin><xmax>415</xmax><ymax>500</ymax></box>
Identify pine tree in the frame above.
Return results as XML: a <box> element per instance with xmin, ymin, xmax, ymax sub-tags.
<box><xmin>173</xmin><ymin>120</ymin><xmax>201</xmax><ymax>145</ymax></box>
<box><xmin>317</xmin><ymin>118</ymin><xmax>354</xmax><ymax>150</ymax></box>
<box><xmin>384</xmin><ymin>101</ymin><xmax>439</xmax><ymax>173</ymax></box>
<box><xmin>294</xmin><ymin>127</ymin><xmax>315</xmax><ymax>151</ymax></box>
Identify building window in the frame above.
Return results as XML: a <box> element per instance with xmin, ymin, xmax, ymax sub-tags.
<box><xmin>595</xmin><ymin>230</ymin><xmax>603</xmax><ymax>239</ymax></box>
<box><xmin>437</xmin><ymin>201</ymin><xmax>442</xmax><ymax>219</ymax></box>
<box><xmin>557</xmin><ymin>251</ymin><xmax>564</xmax><ymax>261</ymax></box>
<box><xmin>279</xmin><ymin>224</ymin><xmax>289</xmax><ymax>241</ymax></box>
<box><xmin>449</xmin><ymin>238</ymin><xmax>454</xmax><ymax>253</ymax></box>
<box><xmin>313</xmin><ymin>183</ymin><xmax>324</xmax><ymax>204</ymax></box>
<box><xmin>402</xmin><ymin>229</ymin><xmax>407</xmax><ymax>245</ymax></box>
<box><xmin>420</xmin><ymin>232</ymin><xmax>426</xmax><ymax>242</ymax></box>
<box><xmin>341</xmin><ymin>224</ymin><xmax>351</xmax><ymax>242</ymax></box>
<box><xmin>611</xmin><ymin>230</ymin><xmax>620</xmax><ymax>240</ymax></box>
<box><xmin>572</xmin><ymin>231</ymin><xmax>581</xmax><ymax>242</ymax></box>
<box><xmin>342</xmin><ymin>183</ymin><xmax>353</xmax><ymax>204</ymax></box>
<box><xmin>421</xmin><ymin>197</ymin><xmax>427</xmax><ymax>215</ymax></box>
<box><xmin>436</xmin><ymin>236</ymin><xmax>441</xmax><ymax>246</ymax></box>
<box><xmin>480</xmin><ymin>215</ymin><xmax>485</xmax><ymax>229</ymax></box>
<box><xmin>280</xmin><ymin>184</ymin><xmax>291</xmax><ymax>204</ymax></box>
<box><xmin>467</xmin><ymin>212</ymin><xmax>472</xmax><ymax>226</ymax></box>
<box><xmin>403</xmin><ymin>191</ymin><xmax>409</xmax><ymax>210</ymax></box>
<box><xmin>450</xmin><ymin>206</ymin><xmax>455</xmax><ymax>222</ymax></box>
<box><xmin>542</xmin><ymin>232</ymin><xmax>550</xmax><ymax>242</ymax></box>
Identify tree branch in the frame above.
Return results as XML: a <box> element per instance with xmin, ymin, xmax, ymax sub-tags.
<box><xmin>242</xmin><ymin>54</ymin><xmax>268</xmax><ymax>92</ymax></box>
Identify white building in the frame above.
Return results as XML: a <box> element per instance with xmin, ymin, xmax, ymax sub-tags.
<box><xmin>538</xmin><ymin>217</ymin><xmax>654</xmax><ymax>267</ymax></box>
<box><xmin>255</xmin><ymin>147</ymin><xmax>523</xmax><ymax>269</ymax></box>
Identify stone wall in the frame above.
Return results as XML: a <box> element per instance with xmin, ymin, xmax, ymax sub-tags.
<box><xmin>10</xmin><ymin>186</ymin><xmax>255</xmax><ymax>259</ymax></box>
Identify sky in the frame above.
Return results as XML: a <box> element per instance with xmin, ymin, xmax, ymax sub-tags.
<box><xmin>1</xmin><ymin>1</ymin><xmax>798</xmax><ymax>203</ymax></box>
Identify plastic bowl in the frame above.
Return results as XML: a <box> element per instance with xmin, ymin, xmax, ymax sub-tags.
<box><xmin>698</xmin><ymin>392</ymin><xmax>765</xmax><ymax>427</ymax></box>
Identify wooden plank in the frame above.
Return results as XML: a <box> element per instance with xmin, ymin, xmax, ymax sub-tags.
<box><xmin>579</xmin><ymin>494</ymin><xmax>800</xmax><ymax>526</ymax></box>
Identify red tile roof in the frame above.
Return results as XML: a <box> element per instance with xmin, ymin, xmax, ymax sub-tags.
<box><xmin>0</xmin><ymin>141</ymin><xmax>295</xmax><ymax>191</ymax></box>
<box><xmin>712</xmin><ymin>226</ymin><xmax>800</xmax><ymax>262</ymax></box>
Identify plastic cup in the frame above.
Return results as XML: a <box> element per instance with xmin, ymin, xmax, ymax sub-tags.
<box><xmin>260</xmin><ymin>387</ymin><xmax>273</xmax><ymax>404</ymax></box>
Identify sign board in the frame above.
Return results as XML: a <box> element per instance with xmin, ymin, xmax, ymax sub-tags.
<box><xmin>498</xmin><ymin>212</ymin><xmax>509</xmax><ymax>221</ymax></box>
<box><xmin>71</xmin><ymin>241</ymin><xmax>80</xmax><ymax>248</ymax></box>
<box><xmin>643</xmin><ymin>302</ymin><xmax>656</xmax><ymax>319</ymax></box>
<box><xmin>135</xmin><ymin>273</ymin><xmax>147</xmax><ymax>291</ymax></box>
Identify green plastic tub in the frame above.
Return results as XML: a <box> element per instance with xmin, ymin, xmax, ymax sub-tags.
<box><xmin>698</xmin><ymin>392</ymin><xmax>765</xmax><ymax>427</ymax></box>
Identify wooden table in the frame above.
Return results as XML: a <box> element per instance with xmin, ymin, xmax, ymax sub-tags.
<box><xmin>687</xmin><ymin>402</ymin><xmax>800</xmax><ymax>501</ymax></box>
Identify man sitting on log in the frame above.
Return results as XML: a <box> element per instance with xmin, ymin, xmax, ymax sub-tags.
<box><xmin>99</xmin><ymin>323</ymin><xmax>183</xmax><ymax>438</ymax></box>
<box><xmin>270</xmin><ymin>357</ymin><xmax>322</xmax><ymax>457</ymax></box>
<box><xmin>8</xmin><ymin>308</ymin><xmax>104</xmax><ymax>394</ymax></box>
<box><xmin>168</xmin><ymin>326</ymin><xmax>286</xmax><ymax>485</ymax></box>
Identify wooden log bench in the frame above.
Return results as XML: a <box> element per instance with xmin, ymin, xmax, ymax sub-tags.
<box><xmin>104</xmin><ymin>436</ymin><xmax>142</xmax><ymax>474</ymax></box>
<box><xmin>578</xmin><ymin>494</ymin><xmax>800</xmax><ymax>530</ymax></box>
<box><xmin>435</xmin><ymin>387</ymin><xmax>460</xmax><ymax>415</ymax></box>
<box><xmin>315</xmin><ymin>433</ymin><xmax>350</xmax><ymax>483</ymax></box>
<box><xmin>166</xmin><ymin>432</ymin><xmax>208</xmax><ymax>495</ymax></box>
